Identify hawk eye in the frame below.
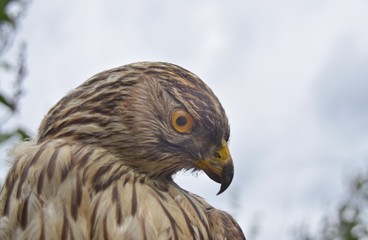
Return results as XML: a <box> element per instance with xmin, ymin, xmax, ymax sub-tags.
<box><xmin>171</xmin><ymin>109</ymin><xmax>194</xmax><ymax>133</ymax></box>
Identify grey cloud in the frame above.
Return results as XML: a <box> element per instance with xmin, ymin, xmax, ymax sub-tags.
<box><xmin>314</xmin><ymin>39</ymin><xmax>368</xmax><ymax>138</ymax></box>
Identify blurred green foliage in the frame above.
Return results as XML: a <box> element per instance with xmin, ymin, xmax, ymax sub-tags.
<box><xmin>318</xmin><ymin>171</ymin><xmax>368</xmax><ymax>240</ymax></box>
<box><xmin>0</xmin><ymin>0</ymin><xmax>29</xmax><ymax>143</ymax></box>
<box><xmin>294</xmin><ymin>169</ymin><xmax>368</xmax><ymax>240</ymax></box>
<box><xmin>0</xmin><ymin>0</ymin><xmax>18</xmax><ymax>25</ymax></box>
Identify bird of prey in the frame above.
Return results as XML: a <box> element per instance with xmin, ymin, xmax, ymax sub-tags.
<box><xmin>0</xmin><ymin>62</ymin><xmax>245</xmax><ymax>239</ymax></box>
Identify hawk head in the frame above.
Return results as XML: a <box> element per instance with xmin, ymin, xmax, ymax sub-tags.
<box><xmin>38</xmin><ymin>62</ymin><xmax>234</xmax><ymax>194</ymax></box>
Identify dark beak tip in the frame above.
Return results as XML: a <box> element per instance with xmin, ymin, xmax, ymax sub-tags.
<box><xmin>216</xmin><ymin>164</ymin><xmax>234</xmax><ymax>195</ymax></box>
<box><xmin>216</xmin><ymin>175</ymin><xmax>233</xmax><ymax>195</ymax></box>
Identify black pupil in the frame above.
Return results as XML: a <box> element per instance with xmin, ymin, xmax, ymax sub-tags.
<box><xmin>176</xmin><ymin>116</ymin><xmax>187</xmax><ymax>126</ymax></box>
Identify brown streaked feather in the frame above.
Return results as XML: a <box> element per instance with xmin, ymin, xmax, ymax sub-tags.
<box><xmin>0</xmin><ymin>140</ymin><xmax>245</xmax><ymax>239</ymax></box>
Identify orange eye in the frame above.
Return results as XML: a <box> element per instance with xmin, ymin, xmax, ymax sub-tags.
<box><xmin>171</xmin><ymin>109</ymin><xmax>194</xmax><ymax>133</ymax></box>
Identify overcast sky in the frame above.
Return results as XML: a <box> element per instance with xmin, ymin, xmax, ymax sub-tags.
<box><xmin>1</xmin><ymin>0</ymin><xmax>368</xmax><ymax>239</ymax></box>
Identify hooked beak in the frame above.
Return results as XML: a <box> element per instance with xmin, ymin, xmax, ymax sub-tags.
<box><xmin>195</xmin><ymin>139</ymin><xmax>234</xmax><ymax>195</ymax></box>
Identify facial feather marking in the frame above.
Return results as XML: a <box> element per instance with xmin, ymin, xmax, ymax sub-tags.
<box><xmin>36</xmin><ymin>62</ymin><xmax>229</xmax><ymax>179</ymax></box>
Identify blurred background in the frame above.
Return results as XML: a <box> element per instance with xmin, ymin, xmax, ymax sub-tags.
<box><xmin>1</xmin><ymin>0</ymin><xmax>368</xmax><ymax>239</ymax></box>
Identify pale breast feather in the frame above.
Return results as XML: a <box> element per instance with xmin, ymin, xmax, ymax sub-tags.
<box><xmin>0</xmin><ymin>139</ymin><xmax>244</xmax><ymax>239</ymax></box>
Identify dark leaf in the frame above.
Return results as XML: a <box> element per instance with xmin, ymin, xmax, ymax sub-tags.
<box><xmin>0</xmin><ymin>94</ymin><xmax>15</xmax><ymax>111</ymax></box>
<box><xmin>0</xmin><ymin>132</ymin><xmax>13</xmax><ymax>143</ymax></box>
<box><xmin>0</xmin><ymin>0</ymin><xmax>17</xmax><ymax>26</ymax></box>
<box><xmin>0</xmin><ymin>127</ymin><xmax>29</xmax><ymax>144</ymax></box>
<box><xmin>16</xmin><ymin>127</ymin><xmax>29</xmax><ymax>140</ymax></box>
<box><xmin>0</xmin><ymin>11</ymin><xmax>14</xmax><ymax>26</ymax></box>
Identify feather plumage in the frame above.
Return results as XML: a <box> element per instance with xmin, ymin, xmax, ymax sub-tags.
<box><xmin>0</xmin><ymin>62</ymin><xmax>245</xmax><ymax>239</ymax></box>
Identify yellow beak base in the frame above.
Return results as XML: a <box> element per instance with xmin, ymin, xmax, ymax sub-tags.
<box><xmin>196</xmin><ymin>140</ymin><xmax>234</xmax><ymax>195</ymax></box>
